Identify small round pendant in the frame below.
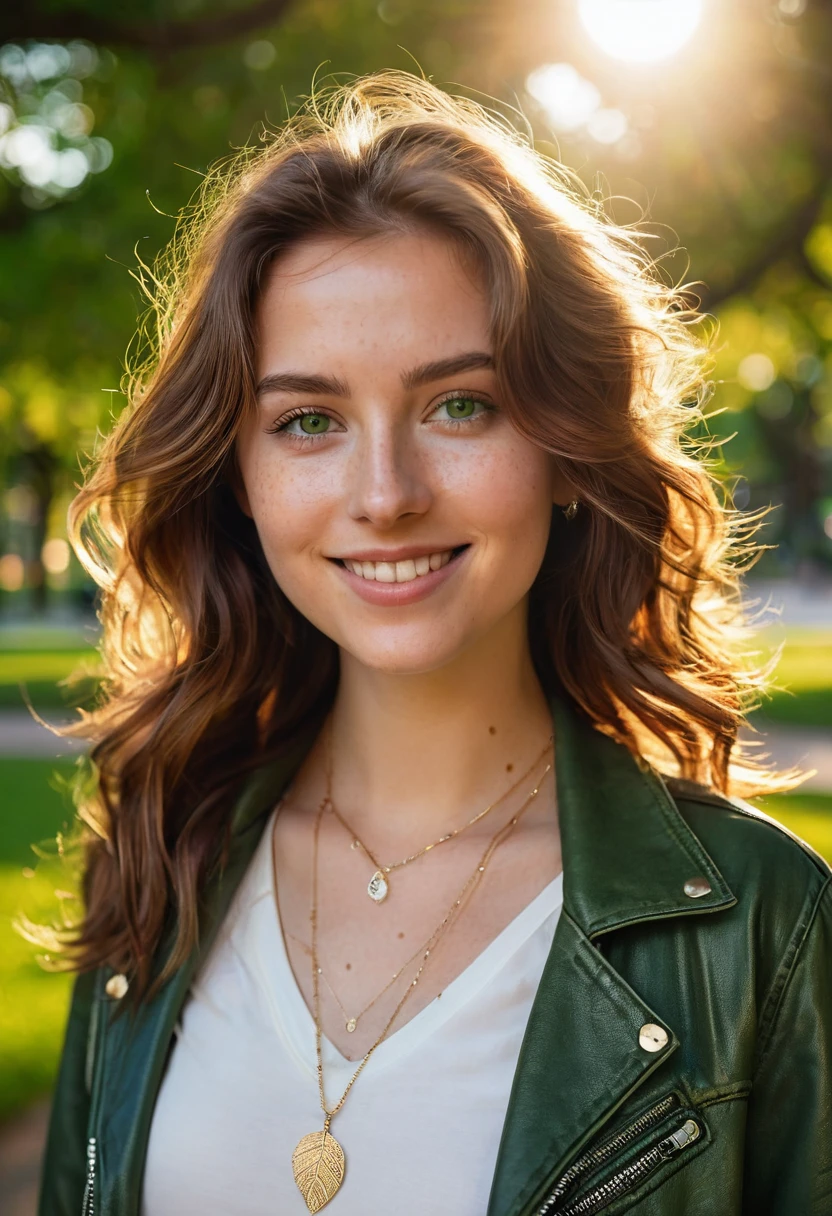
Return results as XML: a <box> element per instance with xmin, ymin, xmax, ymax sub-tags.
<box><xmin>346</xmin><ymin>1017</ymin><xmax>357</xmax><ymax>1033</ymax></box>
<box><xmin>367</xmin><ymin>870</ymin><xmax>389</xmax><ymax>903</ymax></box>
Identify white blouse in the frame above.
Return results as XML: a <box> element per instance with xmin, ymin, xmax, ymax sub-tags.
<box><xmin>141</xmin><ymin>809</ymin><xmax>564</xmax><ymax>1215</ymax></box>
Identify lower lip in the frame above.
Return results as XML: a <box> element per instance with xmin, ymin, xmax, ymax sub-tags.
<box><xmin>330</xmin><ymin>548</ymin><xmax>469</xmax><ymax>606</ymax></box>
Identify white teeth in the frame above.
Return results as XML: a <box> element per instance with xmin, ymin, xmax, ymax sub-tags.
<box><xmin>395</xmin><ymin>559</ymin><xmax>417</xmax><ymax>582</ymax></box>
<box><xmin>343</xmin><ymin>549</ymin><xmax>460</xmax><ymax>583</ymax></box>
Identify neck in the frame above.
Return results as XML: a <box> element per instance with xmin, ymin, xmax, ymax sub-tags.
<box><xmin>327</xmin><ymin>607</ymin><xmax>554</xmax><ymax>844</ymax></box>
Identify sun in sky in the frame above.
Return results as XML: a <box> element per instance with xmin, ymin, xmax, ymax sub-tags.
<box><xmin>578</xmin><ymin>0</ymin><xmax>705</xmax><ymax>64</ymax></box>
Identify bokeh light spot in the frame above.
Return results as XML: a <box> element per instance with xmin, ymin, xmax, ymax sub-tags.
<box><xmin>738</xmin><ymin>353</ymin><xmax>776</xmax><ymax>392</ymax></box>
<box><xmin>42</xmin><ymin>538</ymin><xmax>71</xmax><ymax>575</ymax></box>
<box><xmin>587</xmin><ymin>107</ymin><xmax>628</xmax><ymax>144</ymax></box>
<box><xmin>0</xmin><ymin>553</ymin><xmax>25</xmax><ymax>592</ymax></box>
<box><xmin>243</xmin><ymin>40</ymin><xmax>276</xmax><ymax>71</ymax></box>
<box><xmin>526</xmin><ymin>63</ymin><xmax>601</xmax><ymax>131</ymax></box>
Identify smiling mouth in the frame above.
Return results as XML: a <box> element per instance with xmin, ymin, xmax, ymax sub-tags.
<box><xmin>333</xmin><ymin>545</ymin><xmax>470</xmax><ymax>584</ymax></box>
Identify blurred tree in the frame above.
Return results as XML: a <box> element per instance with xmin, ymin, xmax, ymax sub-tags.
<box><xmin>0</xmin><ymin>0</ymin><xmax>831</xmax><ymax>610</ymax></box>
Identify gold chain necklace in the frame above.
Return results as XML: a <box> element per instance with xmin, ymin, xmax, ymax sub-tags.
<box><xmin>290</xmin><ymin>738</ymin><xmax>551</xmax><ymax>1212</ymax></box>
<box><xmin>287</xmin><ymin>742</ymin><xmax>553</xmax><ymax>1034</ymax></box>
<box><xmin>328</xmin><ymin>734</ymin><xmax>553</xmax><ymax>904</ymax></box>
<box><xmin>286</xmin><ymin>925</ymin><xmax>430</xmax><ymax>1034</ymax></box>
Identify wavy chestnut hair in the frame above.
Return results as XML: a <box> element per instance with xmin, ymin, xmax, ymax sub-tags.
<box><xmin>47</xmin><ymin>70</ymin><xmax>796</xmax><ymax>999</ymax></box>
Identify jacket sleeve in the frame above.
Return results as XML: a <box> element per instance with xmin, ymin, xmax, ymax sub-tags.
<box><xmin>743</xmin><ymin>875</ymin><xmax>832</xmax><ymax>1214</ymax></box>
<box><xmin>38</xmin><ymin>969</ymin><xmax>98</xmax><ymax>1216</ymax></box>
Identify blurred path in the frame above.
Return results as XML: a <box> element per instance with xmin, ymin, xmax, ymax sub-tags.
<box><xmin>744</xmin><ymin>577</ymin><xmax>832</xmax><ymax>628</ymax></box>
<box><xmin>0</xmin><ymin>712</ymin><xmax>84</xmax><ymax>757</ymax></box>
<box><xmin>0</xmin><ymin>1100</ymin><xmax>48</xmax><ymax>1216</ymax></box>
<box><xmin>737</xmin><ymin>722</ymin><xmax>832</xmax><ymax>790</ymax></box>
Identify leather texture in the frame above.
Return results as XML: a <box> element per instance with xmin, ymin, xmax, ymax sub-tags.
<box><xmin>38</xmin><ymin>688</ymin><xmax>832</xmax><ymax>1215</ymax></box>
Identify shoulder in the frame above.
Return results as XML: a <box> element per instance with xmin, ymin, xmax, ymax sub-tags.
<box><xmin>663</xmin><ymin>774</ymin><xmax>831</xmax><ymax>879</ymax></box>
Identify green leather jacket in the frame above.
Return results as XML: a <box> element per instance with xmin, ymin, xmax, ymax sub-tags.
<box><xmin>39</xmin><ymin>689</ymin><xmax>832</xmax><ymax>1215</ymax></box>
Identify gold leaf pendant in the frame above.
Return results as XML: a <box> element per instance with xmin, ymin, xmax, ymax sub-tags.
<box><xmin>292</xmin><ymin>1128</ymin><xmax>346</xmax><ymax>1213</ymax></box>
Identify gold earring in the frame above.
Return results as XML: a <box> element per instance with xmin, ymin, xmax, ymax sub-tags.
<box><xmin>562</xmin><ymin>498</ymin><xmax>579</xmax><ymax>521</ymax></box>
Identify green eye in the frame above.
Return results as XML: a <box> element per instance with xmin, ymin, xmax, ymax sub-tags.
<box><xmin>298</xmin><ymin>413</ymin><xmax>330</xmax><ymax>435</ymax></box>
<box><xmin>444</xmin><ymin>397</ymin><xmax>477</xmax><ymax>419</ymax></box>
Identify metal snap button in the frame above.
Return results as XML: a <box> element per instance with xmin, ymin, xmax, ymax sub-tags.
<box><xmin>639</xmin><ymin>1022</ymin><xmax>669</xmax><ymax>1052</ymax></box>
<box><xmin>683</xmin><ymin>876</ymin><xmax>712</xmax><ymax>898</ymax></box>
<box><xmin>105</xmin><ymin>973</ymin><xmax>129</xmax><ymax>999</ymax></box>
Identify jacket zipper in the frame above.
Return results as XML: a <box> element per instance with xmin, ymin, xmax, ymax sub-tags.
<box><xmin>81</xmin><ymin>1136</ymin><xmax>96</xmax><ymax>1216</ymax></box>
<box><xmin>538</xmin><ymin>1116</ymin><xmax>701</xmax><ymax>1216</ymax></box>
<box><xmin>81</xmin><ymin>970</ymin><xmax>111</xmax><ymax>1216</ymax></box>
<box><xmin>537</xmin><ymin>1094</ymin><xmax>679</xmax><ymax>1213</ymax></box>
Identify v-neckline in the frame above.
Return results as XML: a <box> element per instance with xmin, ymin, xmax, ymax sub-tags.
<box><xmin>249</xmin><ymin>808</ymin><xmax>564</xmax><ymax>1087</ymax></box>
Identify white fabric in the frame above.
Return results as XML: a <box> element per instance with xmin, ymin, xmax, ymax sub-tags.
<box><xmin>141</xmin><ymin>808</ymin><xmax>564</xmax><ymax>1215</ymax></box>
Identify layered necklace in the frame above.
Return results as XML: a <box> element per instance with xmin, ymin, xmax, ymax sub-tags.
<box><xmin>289</xmin><ymin>724</ymin><xmax>554</xmax><ymax>1213</ymax></box>
<box><xmin>329</xmin><ymin>734</ymin><xmax>553</xmax><ymax>905</ymax></box>
<box><xmin>287</xmin><ymin>733</ymin><xmax>553</xmax><ymax>1035</ymax></box>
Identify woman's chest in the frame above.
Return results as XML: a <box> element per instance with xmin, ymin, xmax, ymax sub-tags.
<box><xmin>140</xmin><ymin>893</ymin><xmax>562</xmax><ymax>1216</ymax></box>
<box><xmin>276</xmin><ymin>809</ymin><xmax>564</xmax><ymax>1059</ymax></box>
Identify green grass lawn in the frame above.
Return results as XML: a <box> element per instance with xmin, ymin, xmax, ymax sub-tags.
<box><xmin>752</xmin><ymin>792</ymin><xmax>832</xmax><ymax>862</ymax></box>
<box><xmin>1</xmin><ymin>756</ymin><xmax>831</xmax><ymax>1125</ymax></box>
<box><xmin>0</xmin><ymin>649</ymin><xmax>99</xmax><ymax>710</ymax></box>
<box><xmin>1</xmin><ymin>760</ymin><xmax>77</xmax><ymax>1124</ymax></box>
<box><xmin>754</xmin><ymin>628</ymin><xmax>832</xmax><ymax>728</ymax></box>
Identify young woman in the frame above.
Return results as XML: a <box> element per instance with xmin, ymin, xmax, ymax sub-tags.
<box><xmin>39</xmin><ymin>71</ymin><xmax>831</xmax><ymax>1215</ymax></box>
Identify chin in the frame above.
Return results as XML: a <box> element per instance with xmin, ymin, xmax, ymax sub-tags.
<box><xmin>338</xmin><ymin>631</ymin><xmax>473</xmax><ymax>677</ymax></box>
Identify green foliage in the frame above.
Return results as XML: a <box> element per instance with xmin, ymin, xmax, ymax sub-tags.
<box><xmin>1</xmin><ymin>0</ymin><xmax>831</xmax><ymax>597</ymax></box>
<box><xmin>0</xmin><ymin>0</ymin><xmax>479</xmax><ymax>603</ymax></box>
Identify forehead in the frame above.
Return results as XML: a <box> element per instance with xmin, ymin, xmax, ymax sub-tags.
<box><xmin>255</xmin><ymin>229</ymin><xmax>491</xmax><ymax>369</ymax></box>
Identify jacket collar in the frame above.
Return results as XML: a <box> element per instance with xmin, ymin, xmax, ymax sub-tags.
<box><xmin>549</xmin><ymin>687</ymin><xmax>735</xmax><ymax>937</ymax></box>
<box><xmin>95</xmin><ymin>685</ymin><xmax>736</xmax><ymax>1215</ymax></box>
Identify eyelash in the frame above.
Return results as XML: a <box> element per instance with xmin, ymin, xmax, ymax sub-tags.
<box><xmin>265</xmin><ymin>392</ymin><xmax>496</xmax><ymax>444</ymax></box>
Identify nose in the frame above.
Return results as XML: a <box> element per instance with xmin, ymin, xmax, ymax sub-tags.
<box><xmin>346</xmin><ymin>418</ymin><xmax>433</xmax><ymax>528</ymax></box>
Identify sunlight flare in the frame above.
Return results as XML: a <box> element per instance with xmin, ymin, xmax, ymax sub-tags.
<box><xmin>578</xmin><ymin>0</ymin><xmax>704</xmax><ymax>64</ymax></box>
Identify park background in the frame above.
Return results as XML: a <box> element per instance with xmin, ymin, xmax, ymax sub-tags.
<box><xmin>1</xmin><ymin>0</ymin><xmax>831</xmax><ymax>1209</ymax></box>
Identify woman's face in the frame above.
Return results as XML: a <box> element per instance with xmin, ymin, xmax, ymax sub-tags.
<box><xmin>236</xmin><ymin>228</ymin><xmax>573</xmax><ymax>676</ymax></box>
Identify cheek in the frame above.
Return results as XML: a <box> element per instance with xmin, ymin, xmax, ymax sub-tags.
<box><xmin>238</xmin><ymin>443</ymin><xmax>334</xmax><ymax>561</ymax></box>
<box><xmin>439</xmin><ymin>440</ymin><xmax>554</xmax><ymax>547</ymax></box>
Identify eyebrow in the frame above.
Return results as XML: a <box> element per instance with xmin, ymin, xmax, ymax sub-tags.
<box><xmin>255</xmin><ymin>351</ymin><xmax>494</xmax><ymax>400</ymax></box>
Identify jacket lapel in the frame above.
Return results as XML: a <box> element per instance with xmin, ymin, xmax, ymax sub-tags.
<box><xmin>486</xmin><ymin>690</ymin><xmax>736</xmax><ymax>1216</ymax></box>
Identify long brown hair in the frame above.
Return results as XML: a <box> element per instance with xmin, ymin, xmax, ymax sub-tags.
<box><xmin>47</xmin><ymin>70</ymin><xmax>797</xmax><ymax>999</ymax></box>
